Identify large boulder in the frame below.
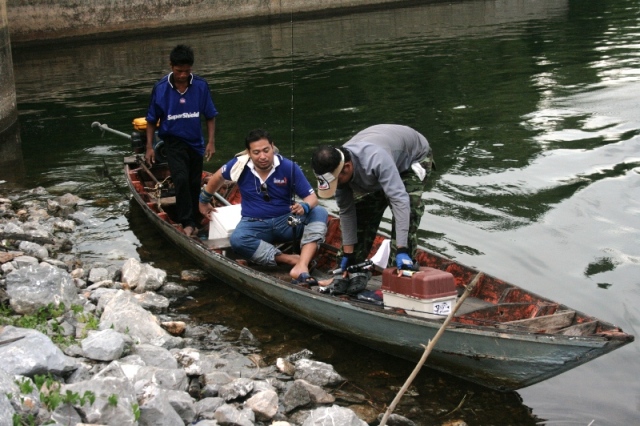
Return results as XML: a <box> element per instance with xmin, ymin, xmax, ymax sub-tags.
<box><xmin>0</xmin><ymin>326</ymin><xmax>77</xmax><ymax>376</ymax></box>
<box><xmin>5</xmin><ymin>264</ymin><xmax>78</xmax><ymax>314</ymax></box>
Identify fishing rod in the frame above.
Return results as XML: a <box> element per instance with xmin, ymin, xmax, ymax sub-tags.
<box><xmin>287</xmin><ymin>11</ymin><xmax>302</xmax><ymax>252</ymax></box>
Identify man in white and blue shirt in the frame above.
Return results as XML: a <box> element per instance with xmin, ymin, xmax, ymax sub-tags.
<box><xmin>199</xmin><ymin>129</ymin><xmax>327</xmax><ymax>285</ymax></box>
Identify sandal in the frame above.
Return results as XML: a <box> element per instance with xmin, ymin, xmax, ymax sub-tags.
<box><xmin>291</xmin><ymin>272</ymin><xmax>319</xmax><ymax>288</ymax></box>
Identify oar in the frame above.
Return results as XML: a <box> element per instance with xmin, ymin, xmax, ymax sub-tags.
<box><xmin>379</xmin><ymin>272</ymin><xmax>484</xmax><ymax>426</ymax></box>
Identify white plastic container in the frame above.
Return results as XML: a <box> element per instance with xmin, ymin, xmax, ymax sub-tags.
<box><xmin>208</xmin><ymin>204</ymin><xmax>242</xmax><ymax>248</ymax></box>
<box><xmin>381</xmin><ymin>267</ymin><xmax>458</xmax><ymax>319</ymax></box>
<box><xmin>381</xmin><ymin>291</ymin><xmax>457</xmax><ymax>319</ymax></box>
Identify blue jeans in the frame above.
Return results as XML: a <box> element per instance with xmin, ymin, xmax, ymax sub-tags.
<box><xmin>230</xmin><ymin>206</ymin><xmax>328</xmax><ymax>266</ymax></box>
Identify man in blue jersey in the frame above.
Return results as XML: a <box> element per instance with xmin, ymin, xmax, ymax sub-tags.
<box><xmin>199</xmin><ymin>129</ymin><xmax>328</xmax><ymax>285</ymax></box>
<box><xmin>311</xmin><ymin>124</ymin><xmax>434</xmax><ymax>276</ymax></box>
<box><xmin>145</xmin><ymin>44</ymin><xmax>219</xmax><ymax>237</ymax></box>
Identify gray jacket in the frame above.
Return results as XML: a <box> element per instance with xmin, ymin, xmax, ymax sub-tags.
<box><xmin>336</xmin><ymin>124</ymin><xmax>430</xmax><ymax>248</ymax></box>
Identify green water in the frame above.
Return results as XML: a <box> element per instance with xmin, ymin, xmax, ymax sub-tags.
<box><xmin>7</xmin><ymin>0</ymin><xmax>640</xmax><ymax>424</ymax></box>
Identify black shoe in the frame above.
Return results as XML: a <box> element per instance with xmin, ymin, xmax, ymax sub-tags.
<box><xmin>318</xmin><ymin>278</ymin><xmax>350</xmax><ymax>295</ymax></box>
<box><xmin>346</xmin><ymin>271</ymin><xmax>371</xmax><ymax>295</ymax></box>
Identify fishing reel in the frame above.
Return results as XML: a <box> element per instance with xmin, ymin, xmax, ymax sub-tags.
<box><xmin>287</xmin><ymin>215</ymin><xmax>302</xmax><ymax>227</ymax></box>
<box><xmin>330</xmin><ymin>259</ymin><xmax>374</xmax><ymax>275</ymax></box>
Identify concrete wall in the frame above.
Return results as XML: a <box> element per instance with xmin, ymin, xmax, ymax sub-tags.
<box><xmin>1</xmin><ymin>0</ymin><xmax>17</xmax><ymax>132</ymax></box>
<box><xmin>7</xmin><ymin>0</ymin><xmax>416</xmax><ymax>45</ymax></box>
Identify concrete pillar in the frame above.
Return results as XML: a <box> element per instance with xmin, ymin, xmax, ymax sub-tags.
<box><xmin>0</xmin><ymin>0</ymin><xmax>17</xmax><ymax>133</ymax></box>
<box><xmin>0</xmin><ymin>0</ymin><xmax>23</xmax><ymax>185</ymax></box>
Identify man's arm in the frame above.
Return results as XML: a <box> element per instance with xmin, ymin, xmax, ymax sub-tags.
<box><xmin>204</xmin><ymin>117</ymin><xmax>216</xmax><ymax>161</ymax></box>
<box><xmin>290</xmin><ymin>192</ymin><xmax>318</xmax><ymax>216</ymax></box>
<box><xmin>198</xmin><ymin>169</ymin><xmax>225</xmax><ymax>216</ymax></box>
<box><xmin>145</xmin><ymin>122</ymin><xmax>157</xmax><ymax>165</ymax></box>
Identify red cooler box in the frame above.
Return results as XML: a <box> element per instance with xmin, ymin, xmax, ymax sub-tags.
<box><xmin>381</xmin><ymin>267</ymin><xmax>457</xmax><ymax>319</ymax></box>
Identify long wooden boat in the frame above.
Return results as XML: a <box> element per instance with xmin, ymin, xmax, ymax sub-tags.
<box><xmin>122</xmin><ymin>153</ymin><xmax>633</xmax><ymax>391</ymax></box>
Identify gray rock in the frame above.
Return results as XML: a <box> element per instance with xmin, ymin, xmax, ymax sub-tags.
<box><xmin>50</xmin><ymin>403</ymin><xmax>83</xmax><ymax>426</ymax></box>
<box><xmin>218</xmin><ymin>377</ymin><xmax>254</xmax><ymax>402</ymax></box>
<box><xmin>133</xmin><ymin>291</ymin><xmax>170</xmax><ymax>313</ymax></box>
<box><xmin>99</xmin><ymin>290</ymin><xmax>181</xmax><ymax>348</ymax></box>
<box><xmin>121</xmin><ymin>258</ymin><xmax>166</xmax><ymax>293</ymax></box>
<box><xmin>286</xmin><ymin>348</ymin><xmax>314</xmax><ymax>362</ymax></box>
<box><xmin>302</xmin><ymin>405</ymin><xmax>367</xmax><ymax>426</ymax></box>
<box><xmin>11</xmin><ymin>255</ymin><xmax>39</xmax><ymax>269</ymax></box>
<box><xmin>193</xmin><ymin>420</ymin><xmax>220</xmax><ymax>426</ymax></box>
<box><xmin>18</xmin><ymin>241</ymin><xmax>48</xmax><ymax>260</ymax></box>
<box><xmin>0</xmin><ymin>393</ymin><xmax>15</xmax><ymax>426</ymax></box>
<box><xmin>53</xmin><ymin>218</ymin><xmax>76</xmax><ymax>233</ymax></box>
<box><xmin>88</xmin><ymin>267</ymin><xmax>110</xmax><ymax>283</ymax></box>
<box><xmin>245</xmin><ymin>389</ymin><xmax>279</xmax><ymax>421</ymax></box>
<box><xmin>86</xmin><ymin>279</ymin><xmax>114</xmax><ymax>291</ymax></box>
<box><xmin>277</xmin><ymin>357</ymin><xmax>296</xmax><ymax>376</ymax></box>
<box><xmin>3</xmin><ymin>221</ymin><xmax>24</xmax><ymax>234</ymax></box>
<box><xmin>62</xmin><ymin>361</ymin><xmax>137</xmax><ymax>425</ymax></box>
<box><xmin>68</xmin><ymin>211</ymin><xmax>92</xmax><ymax>225</ymax></box>
<box><xmin>81</xmin><ymin>328</ymin><xmax>131</xmax><ymax>361</ymax></box>
<box><xmin>1</xmin><ymin>373</ymin><xmax>40</xmax><ymax>419</ymax></box>
<box><xmin>195</xmin><ymin>397</ymin><xmax>225</xmax><ymax>421</ymax></box>
<box><xmin>164</xmin><ymin>388</ymin><xmax>197</xmax><ymax>424</ymax></box>
<box><xmin>214</xmin><ymin>404</ymin><xmax>255</xmax><ymax>426</ymax></box>
<box><xmin>66</xmin><ymin>362</ymin><xmax>94</xmax><ymax>384</ymax></box>
<box><xmin>239</xmin><ymin>327</ymin><xmax>259</xmax><ymax>345</ymax></box>
<box><xmin>133</xmin><ymin>366</ymin><xmax>189</xmax><ymax>392</ymax></box>
<box><xmin>92</xmin><ymin>287</ymin><xmax>119</xmax><ymax>309</ymax></box>
<box><xmin>283</xmin><ymin>379</ymin><xmax>334</xmax><ymax>413</ymax></box>
<box><xmin>55</xmin><ymin>193</ymin><xmax>82</xmax><ymax>208</ymax></box>
<box><xmin>6</xmin><ymin>264</ymin><xmax>78</xmax><ymax>314</ymax></box>
<box><xmin>1</xmin><ymin>262</ymin><xmax>15</xmax><ymax>275</ymax></box>
<box><xmin>132</xmin><ymin>343</ymin><xmax>178</xmax><ymax>369</ymax></box>
<box><xmin>376</xmin><ymin>413</ymin><xmax>417</xmax><ymax>426</ymax></box>
<box><xmin>70</xmin><ymin>268</ymin><xmax>85</xmax><ymax>279</ymax></box>
<box><xmin>42</xmin><ymin>258</ymin><xmax>69</xmax><ymax>270</ymax></box>
<box><xmin>158</xmin><ymin>282</ymin><xmax>190</xmax><ymax>298</ymax></box>
<box><xmin>0</xmin><ymin>326</ymin><xmax>77</xmax><ymax>376</ymax></box>
<box><xmin>294</xmin><ymin>359</ymin><xmax>344</xmax><ymax>387</ymax></box>
<box><xmin>138</xmin><ymin>384</ymin><xmax>185</xmax><ymax>426</ymax></box>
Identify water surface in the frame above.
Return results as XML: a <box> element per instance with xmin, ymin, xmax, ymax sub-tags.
<box><xmin>8</xmin><ymin>0</ymin><xmax>640</xmax><ymax>424</ymax></box>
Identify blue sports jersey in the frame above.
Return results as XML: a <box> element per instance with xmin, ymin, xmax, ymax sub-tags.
<box><xmin>221</xmin><ymin>154</ymin><xmax>315</xmax><ymax>219</ymax></box>
<box><xmin>146</xmin><ymin>73</ymin><xmax>218</xmax><ymax>155</ymax></box>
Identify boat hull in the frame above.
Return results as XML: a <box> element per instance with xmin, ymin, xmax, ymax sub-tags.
<box><xmin>125</xmin><ymin>161</ymin><xmax>633</xmax><ymax>391</ymax></box>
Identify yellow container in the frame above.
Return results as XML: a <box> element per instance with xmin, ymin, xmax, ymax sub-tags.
<box><xmin>133</xmin><ymin>117</ymin><xmax>148</xmax><ymax>132</ymax></box>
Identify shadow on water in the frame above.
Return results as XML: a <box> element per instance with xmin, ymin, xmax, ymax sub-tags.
<box><xmin>129</xmin><ymin>202</ymin><xmax>540</xmax><ymax>425</ymax></box>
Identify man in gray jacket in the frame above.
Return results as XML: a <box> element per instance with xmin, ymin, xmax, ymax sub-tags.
<box><xmin>311</xmin><ymin>124</ymin><xmax>434</xmax><ymax>274</ymax></box>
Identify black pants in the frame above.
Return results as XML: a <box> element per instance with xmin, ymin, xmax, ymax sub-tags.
<box><xmin>164</xmin><ymin>136</ymin><xmax>203</xmax><ymax>229</ymax></box>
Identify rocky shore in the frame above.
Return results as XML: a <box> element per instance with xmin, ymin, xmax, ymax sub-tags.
<box><xmin>0</xmin><ymin>187</ymin><xmax>424</xmax><ymax>426</ymax></box>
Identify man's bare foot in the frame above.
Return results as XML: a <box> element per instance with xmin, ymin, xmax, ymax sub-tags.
<box><xmin>289</xmin><ymin>266</ymin><xmax>309</xmax><ymax>281</ymax></box>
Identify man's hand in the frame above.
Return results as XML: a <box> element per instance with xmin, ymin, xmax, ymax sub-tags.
<box><xmin>290</xmin><ymin>202</ymin><xmax>310</xmax><ymax>216</ymax></box>
<box><xmin>198</xmin><ymin>187</ymin><xmax>215</xmax><ymax>216</ymax></box>
<box><xmin>145</xmin><ymin>147</ymin><xmax>155</xmax><ymax>166</ymax></box>
<box><xmin>340</xmin><ymin>253</ymin><xmax>356</xmax><ymax>278</ymax></box>
<box><xmin>205</xmin><ymin>142</ymin><xmax>215</xmax><ymax>161</ymax></box>
<box><xmin>198</xmin><ymin>201</ymin><xmax>214</xmax><ymax>217</ymax></box>
<box><xmin>396</xmin><ymin>248</ymin><xmax>413</xmax><ymax>275</ymax></box>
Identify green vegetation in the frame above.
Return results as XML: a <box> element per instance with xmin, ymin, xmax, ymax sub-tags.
<box><xmin>108</xmin><ymin>393</ymin><xmax>118</xmax><ymax>407</ymax></box>
<box><xmin>132</xmin><ymin>403</ymin><xmax>141</xmax><ymax>421</ymax></box>
<box><xmin>10</xmin><ymin>374</ymin><xmax>96</xmax><ymax>425</ymax></box>
<box><xmin>0</xmin><ymin>302</ymin><xmax>102</xmax><ymax>346</ymax></box>
<box><xmin>34</xmin><ymin>374</ymin><xmax>95</xmax><ymax>411</ymax></box>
